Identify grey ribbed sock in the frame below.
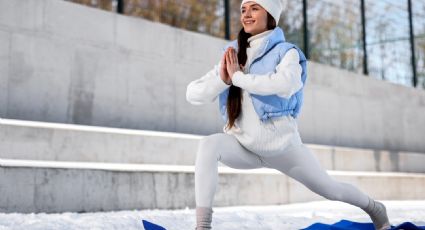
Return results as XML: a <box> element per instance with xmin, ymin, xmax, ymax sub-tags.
<box><xmin>361</xmin><ymin>197</ymin><xmax>391</xmax><ymax>230</ymax></box>
<box><xmin>195</xmin><ymin>206</ymin><xmax>213</xmax><ymax>230</ymax></box>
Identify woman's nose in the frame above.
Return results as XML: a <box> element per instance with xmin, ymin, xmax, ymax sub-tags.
<box><xmin>243</xmin><ymin>10</ymin><xmax>252</xmax><ymax>17</ymax></box>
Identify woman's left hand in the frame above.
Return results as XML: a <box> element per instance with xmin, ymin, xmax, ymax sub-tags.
<box><xmin>226</xmin><ymin>48</ymin><xmax>242</xmax><ymax>79</ymax></box>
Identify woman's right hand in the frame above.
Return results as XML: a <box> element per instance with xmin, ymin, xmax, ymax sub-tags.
<box><xmin>220</xmin><ymin>48</ymin><xmax>232</xmax><ymax>85</ymax></box>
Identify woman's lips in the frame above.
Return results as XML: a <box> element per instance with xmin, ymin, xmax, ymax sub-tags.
<box><xmin>244</xmin><ymin>20</ymin><xmax>256</xmax><ymax>25</ymax></box>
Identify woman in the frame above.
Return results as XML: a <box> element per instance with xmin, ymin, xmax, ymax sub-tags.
<box><xmin>186</xmin><ymin>0</ymin><xmax>391</xmax><ymax>229</ymax></box>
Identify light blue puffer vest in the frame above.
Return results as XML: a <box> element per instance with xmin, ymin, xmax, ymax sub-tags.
<box><xmin>218</xmin><ymin>27</ymin><xmax>308</xmax><ymax>123</ymax></box>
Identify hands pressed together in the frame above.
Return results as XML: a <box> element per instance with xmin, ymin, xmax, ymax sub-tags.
<box><xmin>220</xmin><ymin>47</ymin><xmax>243</xmax><ymax>85</ymax></box>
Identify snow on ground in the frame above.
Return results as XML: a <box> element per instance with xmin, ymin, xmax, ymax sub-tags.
<box><xmin>0</xmin><ymin>200</ymin><xmax>424</xmax><ymax>230</ymax></box>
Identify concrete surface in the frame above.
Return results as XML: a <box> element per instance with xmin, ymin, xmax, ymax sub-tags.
<box><xmin>1</xmin><ymin>118</ymin><xmax>425</xmax><ymax>173</ymax></box>
<box><xmin>1</xmin><ymin>158</ymin><xmax>425</xmax><ymax>213</ymax></box>
<box><xmin>0</xmin><ymin>0</ymin><xmax>424</xmax><ymax>153</ymax></box>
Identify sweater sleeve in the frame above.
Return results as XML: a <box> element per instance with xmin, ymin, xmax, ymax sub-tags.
<box><xmin>186</xmin><ymin>61</ymin><xmax>231</xmax><ymax>105</ymax></box>
<box><xmin>231</xmin><ymin>48</ymin><xmax>303</xmax><ymax>99</ymax></box>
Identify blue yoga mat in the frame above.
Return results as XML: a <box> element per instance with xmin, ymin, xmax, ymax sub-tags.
<box><xmin>301</xmin><ymin>219</ymin><xmax>425</xmax><ymax>230</ymax></box>
<box><xmin>142</xmin><ymin>219</ymin><xmax>425</xmax><ymax>230</ymax></box>
<box><xmin>142</xmin><ymin>220</ymin><xmax>167</xmax><ymax>230</ymax></box>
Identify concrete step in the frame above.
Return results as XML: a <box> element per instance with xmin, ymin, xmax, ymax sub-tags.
<box><xmin>1</xmin><ymin>158</ymin><xmax>425</xmax><ymax>213</ymax></box>
<box><xmin>1</xmin><ymin>118</ymin><xmax>424</xmax><ymax>173</ymax></box>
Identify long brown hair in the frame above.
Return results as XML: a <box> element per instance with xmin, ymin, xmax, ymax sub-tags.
<box><xmin>225</xmin><ymin>12</ymin><xmax>277</xmax><ymax>130</ymax></box>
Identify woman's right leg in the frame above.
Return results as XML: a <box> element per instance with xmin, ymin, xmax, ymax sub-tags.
<box><xmin>195</xmin><ymin>133</ymin><xmax>265</xmax><ymax>229</ymax></box>
<box><xmin>261</xmin><ymin>143</ymin><xmax>391</xmax><ymax>230</ymax></box>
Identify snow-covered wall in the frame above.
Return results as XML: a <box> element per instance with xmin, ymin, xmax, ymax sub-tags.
<box><xmin>0</xmin><ymin>0</ymin><xmax>424</xmax><ymax>153</ymax></box>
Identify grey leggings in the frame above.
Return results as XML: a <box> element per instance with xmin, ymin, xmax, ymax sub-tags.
<box><xmin>195</xmin><ymin>133</ymin><xmax>370</xmax><ymax>209</ymax></box>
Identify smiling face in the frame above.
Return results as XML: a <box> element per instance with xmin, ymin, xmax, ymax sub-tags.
<box><xmin>240</xmin><ymin>1</ymin><xmax>269</xmax><ymax>36</ymax></box>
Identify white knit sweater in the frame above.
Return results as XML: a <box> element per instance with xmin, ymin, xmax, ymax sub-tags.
<box><xmin>186</xmin><ymin>29</ymin><xmax>303</xmax><ymax>157</ymax></box>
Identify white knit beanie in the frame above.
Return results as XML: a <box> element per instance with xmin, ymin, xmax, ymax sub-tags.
<box><xmin>240</xmin><ymin>0</ymin><xmax>285</xmax><ymax>24</ymax></box>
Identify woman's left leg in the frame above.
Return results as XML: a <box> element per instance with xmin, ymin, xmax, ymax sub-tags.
<box><xmin>261</xmin><ymin>143</ymin><xmax>391</xmax><ymax>229</ymax></box>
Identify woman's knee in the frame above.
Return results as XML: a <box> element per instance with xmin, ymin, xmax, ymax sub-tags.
<box><xmin>197</xmin><ymin>133</ymin><xmax>227</xmax><ymax>161</ymax></box>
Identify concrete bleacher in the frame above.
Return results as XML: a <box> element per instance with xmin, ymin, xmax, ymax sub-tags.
<box><xmin>1</xmin><ymin>118</ymin><xmax>425</xmax><ymax>213</ymax></box>
<box><xmin>1</xmin><ymin>118</ymin><xmax>424</xmax><ymax>172</ymax></box>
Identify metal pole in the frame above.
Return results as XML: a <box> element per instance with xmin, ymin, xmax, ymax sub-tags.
<box><xmin>360</xmin><ymin>0</ymin><xmax>368</xmax><ymax>76</ymax></box>
<box><xmin>302</xmin><ymin>0</ymin><xmax>309</xmax><ymax>59</ymax></box>
<box><xmin>224</xmin><ymin>0</ymin><xmax>230</xmax><ymax>40</ymax></box>
<box><xmin>117</xmin><ymin>0</ymin><xmax>124</xmax><ymax>14</ymax></box>
<box><xmin>407</xmin><ymin>0</ymin><xmax>418</xmax><ymax>87</ymax></box>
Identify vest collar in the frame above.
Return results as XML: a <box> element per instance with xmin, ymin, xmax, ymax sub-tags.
<box><xmin>250</xmin><ymin>27</ymin><xmax>286</xmax><ymax>66</ymax></box>
<box><xmin>247</xmin><ymin>29</ymin><xmax>273</xmax><ymax>47</ymax></box>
